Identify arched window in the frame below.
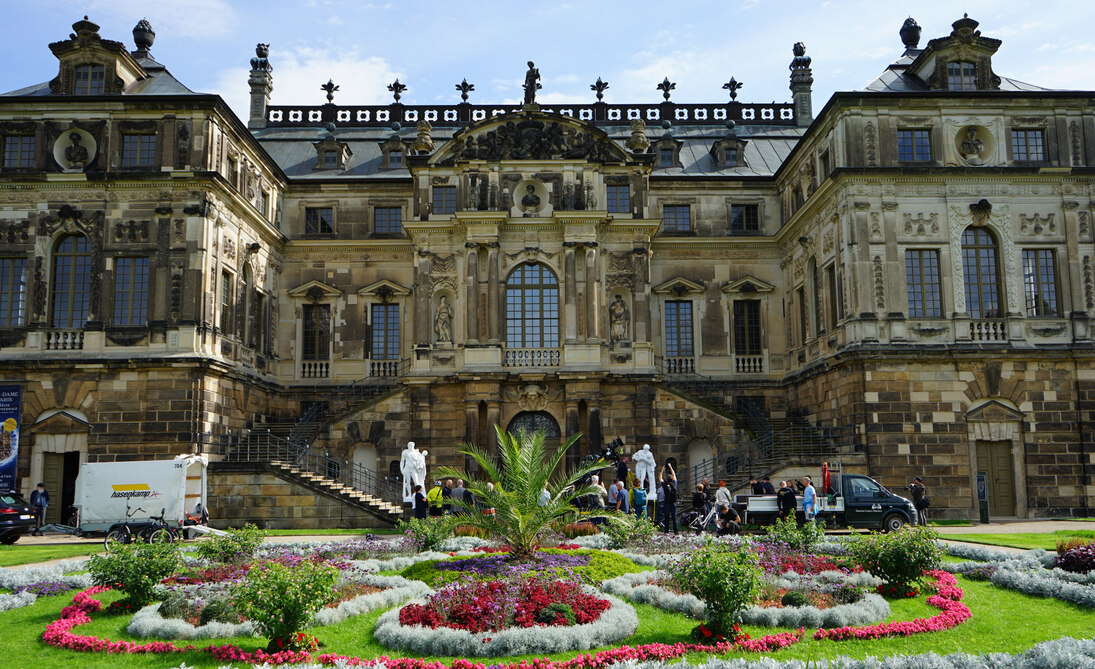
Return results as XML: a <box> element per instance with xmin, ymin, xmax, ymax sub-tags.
<box><xmin>73</xmin><ymin>64</ymin><xmax>105</xmax><ymax>95</ymax></box>
<box><xmin>51</xmin><ymin>235</ymin><xmax>91</xmax><ymax>328</ymax></box>
<box><xmin>962</xmin><ymin>227</ymin><xmax>1002</xmax><ymax>318</ymax></box>
<box><xmin>505</xmin><ymin>263</ymin><xmax>559</xmax><ymax>348</ymax></box>
<box><xmin>507</xmin><ymin>410</ymin><xmax>561</xmax><ymax>438</ymax></box>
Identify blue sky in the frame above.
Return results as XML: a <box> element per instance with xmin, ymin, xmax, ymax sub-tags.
<box><xmin>3</xmin><ymin>0</ymin><xmax>1094</xmax><ymax>122</ymax></box>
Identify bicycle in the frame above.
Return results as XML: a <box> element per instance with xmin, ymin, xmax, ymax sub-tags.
<box><xmin>103</xmin><ymin>503</ymin><xmax>146</xmax><ymax>551</ymax></box>
<box><xmin>681</xmin><ymin>505</ymin><xmax>719</xmax><ymax>534</ymax></box>
<box><xmin>139</xmin><ymin>508</ymin><xmax>179</xmax><ymax>544</ymax></box>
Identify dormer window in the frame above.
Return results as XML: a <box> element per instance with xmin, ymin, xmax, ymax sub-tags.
<box><xmin>651</xmin><ymin>137</ymin><xmax>682</xmax><ymax>169</ymax></box>
<box><xmin>388</xmin><ymin>150</ymin><xmax>403</xmax><ymax>168</ymax></box>
<box><xmin>711</xmin><ymin>135</ymin><xmax>748</xmax><ymax>169</ymax></box>
<box><xmin>311</xmin><ymin>134</ymin><xmax>351</xmax><ymax>171</ymax></box>
<box><xmin>658</xmin><ymin>147</ymin><xmax>674</xmax><ymax>167</ymax></box>
<box><xmin>379</xmin><ymin>139</ymin><xmax>407</xmax><ymax>170</ymax></box>
<box><xmin>322</xmin><ymin>150</ymin><xmax>338</xmax><ymax>168</ymax></box>
<box><xmin>74</xmin><ymin>64</ymin><xmax>105</xmax><ymax>95</ymax></box>
<box><xmin>947</xmin><ymin>61</ymin><xmax>977</xmax><ymax>90</ymax></box>
<box><xmin>725</xmin><ymin>147</ymin><xmax>739</xmax><ymax>167</ymax></box>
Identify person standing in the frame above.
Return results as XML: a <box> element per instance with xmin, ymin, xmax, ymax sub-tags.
<box><xmin>907</xmin><ymin>476</ymin><xmax>928</xmax><ymax>526</ymax></box>
<box><xmin>615</xmin><ymin>456</ymin><xmax>629</xmax><ymax>489</ymax></box>
<box><xmin>614</xmin><ymin>479</ymin><xmax>630</xmax><ymax>514</ymax></box>
<box><xmin>452</xmin><ymin>479</ymin><xmax>467</xmax><ymax>515</ymax></box>
<box><xmin>777</xmin><ymin>480</ymin><xmax>797</xmax><ymax>521</ymax></box>
<box><xmin>30</xmin><ymin>482</ymin><xmax>49</xmax><ymax>535</ymax></box>
<box><xmin>441</xmin><ymin>479</ymin><xmax>454</xmax><ymax>515</ymax></box>
<box><xmin>715</xmin><ymin>480</ymin><xmax>733</xmax><ymax>509</ymax></box>
<box><xmin>655</xmin><ymin>477</ymin><xmax>665</xmax><ymax>526</ymax></box>
<box><xmin>662</xmin><ymin>464</ymin><xmax>679</xmax><ymax>534</ymax></box>
<box><xmin>801</xmin><ymin>476</ymin><xmax>817</xmax><ymax>524</ymax></box>
<box><xmin>426</xmin><ymin>480</ymin><xmax>444</xmax><ymax>517</ymax></box>
<box><xmin>749</xmin><ymin>476</ymin><xmax>765</xmax><ymax>495</ymax></box>
<box><xmin>762</xmin><ymin>476</ymin><xmax>776</xmax><ymax>494</ymax></box>
<box><xmin>632</xmin><ymin>482</ymin><xmax>647</xmax><ymax>519</ymax></box>
<box><xmin>413</xmin><ymin>485</ymin><xmax>428</xmax><ymax>519</ymax></box>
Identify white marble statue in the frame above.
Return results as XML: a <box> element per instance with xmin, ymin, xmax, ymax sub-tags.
<box><xmin>411</xmin><ymin>448</ymin><xmax>428</xmax><ymax>497</ymax></box>
<box><xmin>400</xmin><ymin>442</ymin><xmax>417</xmax><ymax>502</ymax></box>
<box><xmin>633</xmin><ymin>443</ymin><xmax>657</xmax><ymax>498</ymax></box>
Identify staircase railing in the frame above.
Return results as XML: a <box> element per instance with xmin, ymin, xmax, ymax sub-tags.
<box><xmin>224</xmin><ymin>430</ymin><xmax>404</xmax><ymax>507</ymax></box>
<box><xmin>287</xmin><ymin>357</ymin><xmax>410</xmax><ymax>446</ymax></box>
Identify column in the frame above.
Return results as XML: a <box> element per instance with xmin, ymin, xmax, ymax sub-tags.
<box><xmin>584</xmin><ymin>243</ymin><xmax>600</xmax><ymax>342</ymax></box>
<box><xmin>486</xmin><ymin>400</ymin><xmax>502</xmax><ymax>449</ymax></box>
<box><xmin>565</xmin><ymin>399</ymin><xmax>580</xmax><ymax>470</ymax></box>
<box><xmin>465</xmin><ymin>400</ymin><xmax>480</xmax><ymax>476</ymax></box>
<box><xmin>633</xmin><ymin>247</ymin><xmax>651</xmax><ymax>343</ymax></box>
<box><xmin>465</xmin><ymin>243</ymin><xmax>479</xmax><ymax>344</ymax></box>
<box><xmin>487</xmin><ymin>243</ymin><xmax>500</xmax><ymax>343</ymax></box>
<box><xmin>414</xmin><ymin>250</ymin><xmax>431</xmax><ymax>346</ymax></box>
<box><xmin>563</xmin><ymin>243</ymin><xmax>578</xmax><ymax>343</ymax></box>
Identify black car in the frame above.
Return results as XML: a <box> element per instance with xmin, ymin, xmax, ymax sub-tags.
<box><xmin>0</xmin><ymin>492</ymin><xmax>35</xmax><ymax>544</ymax></box>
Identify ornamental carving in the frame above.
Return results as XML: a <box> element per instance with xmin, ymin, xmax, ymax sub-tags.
<box><xmin>911</xmin><ymin>325</ymin><xmax>948</xmax><ymax>338</ymax></box>
<box><xmin>1071</xmin><ymin>122</ymin><xmax>1084</xmax><ymax>166</ymax></box>
<box><xmin>864</xmin><ymin>122</ymin><xmax>877</xmax><ymax>167</ymax></box>
<box><xmin>223</xmin><ymin>237</ymin><xmax>236</xmax><ymax>260</ymax></box>
<box><xmin>822</xmin><ymin>230</ymin><xmax>834</xmax><ymax>255</ymax></box>
<box><xmin>504</xmin><ymin>384</ymin><xmax>561</xmax><ymax>412</ymax></box>
<box><xmin>1085</xmin><ymin>256</ymin><xmax>1094</xmax><ymax>310</ymax></box>
<box><xmin>948</xmin><ymin>200</ymin><xmax>1016</xmax><ymax>313</ymax></box>
<box><xmin>1018</xmin><ymin>213</ymin><xmax>1056</xmax><ymax>236</ymax></box>
<box><xmin>903</xmin><ymin>213</ymin><xmax>939</xmax><ymax>236</ymax></box>
<box><xmin>1026</xmin><ymin>323</ymin><xmax>1066</xmax><ymax>338</ymax></box>
<box><xmin>606</xmin><ymin>251</ymin><xmax>634</xmax><ymax>289</ymax></box>
<box><xmin>872</xmin><ymin>255</ymin><xmax>885</xmax><ymax>311</ymax></box>
<box><xmin>0</xmin><ymin>220</ymin><xmax>30</xmax><ymax>244</ymax></box>
<box><xmin>793</xmin><ymin>255</ymin><xmax>805</xmax><ymax>282</ymax></box>
<box><xmin>113</xmin><ymin>220</ymin><xmax>149</xmax><ymax>242</ymax></box>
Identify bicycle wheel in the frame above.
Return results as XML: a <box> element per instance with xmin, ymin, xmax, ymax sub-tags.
<box><xmin>104</xmin><ymin>529</ymin><xmax>128</xmax><ymax>551</ymax></box>
<box><xmin>146</xmin><ymin>527</ymin><xmax>174</xmax><ymax>544</ymax></box>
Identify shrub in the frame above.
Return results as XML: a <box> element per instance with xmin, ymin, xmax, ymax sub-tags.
<box><xmin>453</xmin><ymin>524</ymin><xmax>490</xmax><ymax>538</ymax></box>
<box><xmin>601</xmin><ymin>512</ymin><xmax>657</xmax><ymax>549</ymax></box>
<box><xmin>194</xmin><ymin>524</ymin><xmax>265</xmax><ymax>564</ymax></box>
<box><xmin>232</xmin><ymin>559</ymin><xmax>338</xmax><ymax>651</ymax></box>
<box><xmin>666</xmin><ymin>536</ymin><xmax>762</xmax><ymax>634</ymax></box>
<box><xmin>400</xmin><ymin>548</ymin><xmax>641</xmax><ymax>586</ymax></box>
<box><xmin>397</xmin><ymin>517</ymin><xmax>454</xmax><ymax>552</ymax></box>
<box><xmin>763</xmin><ymin>515</ymin><xmax>825</xmax><ymax>552</ymax></box>
<box><xmin>554</xmin><ymin>520</ymin><xmax>600</xmax><ymax>538</ymax></box>
<box><xmin>846</xmin><ymin>525</ymin><xmax>942</xmax><ymax>591</ymax></box>
<box><xmin>87</xmin><ymin>541</ymin><xmax>182</xmax><ymax>606</ymax></box>
<box><xmin>1055</xmin><ymin>542</ymin><xmax>1095</xmax><ymax>574</ymax></box>
<box><xmin>780</xmin><ymin>591</ymin><xmax>809</xmax><ymax>607</ymax></box>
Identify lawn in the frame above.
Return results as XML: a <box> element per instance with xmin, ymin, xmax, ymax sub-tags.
<box><xmin>0</xmin><ymin>543</ymin><xmax>103</xmax><ymax>567</ymax></box>
<box><xmin>943</xmin><ymin>531</ymin><xmax>1093</xmax><ymax>551</ymax></box>
<box><xmin>5</xmin><ymin>571</ymin><xmax>1095</xmax><ymax>667</ymax></box>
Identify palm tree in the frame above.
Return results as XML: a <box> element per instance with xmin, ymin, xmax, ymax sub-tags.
<box><xmin>433</xmin><ymin>425</ymin><xmax>607</xmax><ymax>560</ymax></box>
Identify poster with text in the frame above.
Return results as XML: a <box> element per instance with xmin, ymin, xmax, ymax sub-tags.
<box><xmin>0</xmin><ymin>385</ymin><xmax>22</xmax><ymax>493</ymax></box>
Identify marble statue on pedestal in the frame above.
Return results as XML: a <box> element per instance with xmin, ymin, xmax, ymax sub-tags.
<box><xmin>633</xmin><ymin>443</ymin><xmax>657</xmax><ymax>498</ymax></box>
<box><xmin>400</xmin><ymin>441</ymin><xmax>428</xmax><ymax>502</ymax></box>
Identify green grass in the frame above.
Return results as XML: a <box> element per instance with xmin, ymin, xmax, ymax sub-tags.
<box><xmin>0</xmin><ymin>543</ymin><xmax>104</xmax><ymax>567</ymax></box>
<box><xmin>930</xmin><ymin>519</ymin><xmax>975</xmax><ymax>526</ymax></box>
<box><xmin>943</xmin><ymin>532</ymin><xmax>1094</xmax><ymax>551</ymax></box>
<box><xmin>4</xmin><ymin>572</ymin><xmax>1095</xmax><ymax>666</ymax></box>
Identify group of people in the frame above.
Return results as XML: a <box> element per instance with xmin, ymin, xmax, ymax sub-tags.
<box><xmin>411</xmin><ymin>478</ymin><xmax>493</xmax><ymax>519</ymax></box>
<box><xmin>582</xmin><ymin>458</ymin><xmax>682</xmax><ymax>531</ymax></box>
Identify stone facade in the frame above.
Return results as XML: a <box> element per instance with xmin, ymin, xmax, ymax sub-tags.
<box><xmin>0</xmin><ymin>15</ymin><xmax>1093</xmax><ymax>526</ymax></box>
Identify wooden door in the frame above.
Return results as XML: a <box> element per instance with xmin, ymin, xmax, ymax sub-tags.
<box><xmin>976</xmin><ymin>441</ymin><xmax>1016</xmax><ymax>516</ymax></box>
<box><xmin>41</xmin><ymin>452</ymin><xmax>64</xmax><ymax>525</ymax></box>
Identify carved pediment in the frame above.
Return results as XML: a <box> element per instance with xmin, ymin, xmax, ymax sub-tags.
<box><xmin>965</xmin><ymin>398</ymin><xmax>1024</xmax><ymax>423</ymax></box>
<box><xmin>431</xmin><ymin>111</ymin><xmax>632</xmax><ymax>165</ymax></box>
<box><xmin>653</xmin><ymin>276</ymin><xmax>705</xmax><ymax>296</ymax></box>
<box><xmin>287</xmin><ymin>280</ymin><xmax>343</xmax><ymax>302</ymax></box>
<box><xmin>358</xmin><ymin>279</ymin><xmax>411</xmax><ymax>300</ymax></box>
<box><xmin>33</xmin><ymin>409</ymin><xmax>91</xmax><ymax>434</ymax></box>
<box><xmin>722</xmin><ymin>275</ymin><xmax>775</xmax><ymax>294</ymax></box>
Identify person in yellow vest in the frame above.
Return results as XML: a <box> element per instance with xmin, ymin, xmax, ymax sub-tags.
<box><xmin>426</xmin><ymin>480</ymin><xmax>444</xmax><ymax>517</ymax></box>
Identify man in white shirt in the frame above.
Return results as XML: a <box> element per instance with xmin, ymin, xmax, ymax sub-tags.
<box><xmin>802</xmin><ymin>476</ymin><xmax>817</xmax><ymax>523</ymax></box>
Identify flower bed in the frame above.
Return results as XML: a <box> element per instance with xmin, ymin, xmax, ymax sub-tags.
<box><xmin>375</xmin><ymin>583</ymin><xmax>637</xmax><ymax>657</ymax></box>
<box><xmin>813</xmin><ymin>570</ymin><xmax>970</xmax><ymax>641</ymax></box>
<box><xmin>401</xmin><ymin>549</ymin><xmax>641</xmax><ymax>586</ymax></box>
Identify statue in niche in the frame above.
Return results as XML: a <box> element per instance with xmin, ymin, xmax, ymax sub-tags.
<box><xmin>609</xmin><ymin>294</ymin><xmax>630</xmax><ymax>343</ymax></box>
<box><xmin>520</xmin><ymin>184</ymin><xmax>541</xmax><ymax>216</ymax></box>
<box><xmin>434</xmin><ymin>295</ymin><xmax>454</xmax><ymax>344</ymax></box>
<box><xmin>960</xmin><ymin>127</ymin><xmax>985</xmax><ymax>164</ymax></box>
<box><xmin>64</xmin><ymin>132</ymin><xmax>88</xmax><ymax>167</ymax></box>
<box><xmin>523</xmin><ymin>61</ymin><xmax>541</xmax><ymax>105</ymax></box>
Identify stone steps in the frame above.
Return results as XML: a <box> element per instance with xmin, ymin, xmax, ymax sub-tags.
<box><xmin>267</xmin><ymin>461</ymin><xmax>401</xmax><ymax>522</ymax></box>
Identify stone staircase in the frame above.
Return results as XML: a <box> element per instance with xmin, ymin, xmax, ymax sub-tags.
<box><xmin>268</xmin><ymin>460</ymin><xmax>403</xmax><ymax>519</ymax></box>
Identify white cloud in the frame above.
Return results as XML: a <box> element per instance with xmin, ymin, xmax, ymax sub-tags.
<box><xmin>82</xmin><ymin>0</ymin><xmax>239</xmax><ymax>40</ymax></box>
<box><xmin>211</xmin><ymin>45</ymin><xmax>401</xmax><ymax>121</ymax></box>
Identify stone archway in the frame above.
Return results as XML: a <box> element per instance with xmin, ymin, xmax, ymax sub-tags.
<box><xmin>506</xmin><ymin>410</ymin><xmax>561</xmax><ymax>438</ymax></box>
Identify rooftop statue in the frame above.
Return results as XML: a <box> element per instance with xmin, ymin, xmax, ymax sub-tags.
<box><xmin>523</xmin><ymin>61</ymin><xmax>541</xmax><ymax>105</ymax></box>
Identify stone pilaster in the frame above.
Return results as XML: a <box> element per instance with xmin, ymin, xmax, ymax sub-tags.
<box><xmin>465</xmin><ymin>243</ymin><xmax>479</xmax><ymax>343</ymax></box>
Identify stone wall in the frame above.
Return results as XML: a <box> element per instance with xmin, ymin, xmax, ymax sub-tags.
<box><xmin>207</xmin><ymin>463</ymin><xmax>393</xmax><ymax>530</ymax></box>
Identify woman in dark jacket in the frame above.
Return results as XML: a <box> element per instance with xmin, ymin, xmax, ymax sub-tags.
<box><xmin>691</xmin><ymin>484</ymin><xmax>706</xmax><ymax>512</ymax></box>
<box><xmin>413</xmin><ymin>484</ymin><xmax>428</xmax><ymax>519</ymax></box>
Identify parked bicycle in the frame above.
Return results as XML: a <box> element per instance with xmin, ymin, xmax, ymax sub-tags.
<box><xmin>103</xmin><ymin>503</ymin><xmax>146</xmax><ymax>551</ymax></box>
<box><xmin>681</xmin><ymin>505</ymin><xmax>720</xmax><ymax>534</ymax></box>
<box><xmin>138</xmin><ymin>508</ymin><xmax>179</xmax><ymax>544</ymax></box>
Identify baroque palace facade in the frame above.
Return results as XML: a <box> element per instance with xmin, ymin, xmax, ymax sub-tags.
<box><xmin>0</xmin><ymin>15</ymin><xmax>1092</xmax><ymax>527</ymax></box>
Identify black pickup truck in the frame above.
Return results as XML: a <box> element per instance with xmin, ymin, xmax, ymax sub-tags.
<box><xmin>737</xmin><ymin>472</ymin><xmax>918</xmax><ymax>532</ymax></box>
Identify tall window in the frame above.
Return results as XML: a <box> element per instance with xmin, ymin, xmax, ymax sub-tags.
<box><xmin>796</xmin><ymin>287</ymin><xmax>808</xmax><ymax>344</ymax></box>
<box><xmin>260</xmin><ymin>191</ymin><xmax>269</xmax><ymax>219</ymax></box>
<box><xmin>374</xmin><ymin>207</ymin><xmax>402</xmax><ymax>235</ymax></box>
<box><xmin>3</xmin><ymin>136</ymin><xmax>35</xmax><ymax>168</ymax></box>
<box><xmin>121</xmin><ymin>134</ymin><xmax>156</xmax><ymax>167</ymax></box>
<box><xmin>255</xmin><ymin>293</ymin><xmax>268</xmax><ymax>352</ymax></box>
<box><xmin>826</xmin><ymin>264</ymin><xmax>841</xmax><ymax>326</ymax></box>
<box><xmin>74</xmin><ymin>64</ymin><xmax>105</xmax><ymax>95</ymax></box>
<box><xmin>1012</xmin><ymin>130</ymin><xmax>1045</xmax><ymax>162</ymax></box>
<box><xmin>505</xmin><ymin>263</ymin><xmax>559</xmax><ymax>348</ymax></box>
<box><xmin>898</xmin><ymin>130</ymin><xmax>932</xmax><ymax>162</ymax></box>
<box><xmin>606</xmin><ymin>185</ymin><xmax>630</xmax><ymax>213</ymax></box>
<box><xmin>0</xmin><ymin>257</ymin><xmax>27</xmax><ymax>326</ymax></box>
<box><xmin>241</xmin><ymin>266</ymin><xmax>254</xmax><ymax>346</ymax></box>
<box><xmin>305</xmin><ymin>207</ymin><xmax>333</xmax><ymax>234</ymax></box>
<box><xmin>219</xmin><ymin>271</ymin><xmax>233</xmax><ymax>333</ymax></box>
<box><xmin>432</xmin><ymin>186</ymin><xmax>456</xmax><ymax>214</ymax></box>
<box><xmin>664</xmin><ymin>300</ymin><xmax>693</xmax><ymax>357</ymax></box>
<box><xmin>905</xmin><ymin>249</ymin><xmax>943</xmax><ymax>317</ymax></box>
<box><xmin>946</xmin><ymin>61</ymin><xmax>977</xmax><ymax>91</ymax></box>
<box><xmin>112</xmin><ymin>257</ymin><xmax>149</xmax><ymax>326</ymax></box>
<box><xmin>962</xmin><ymin>227</ymin><xmax>1002</xmax><ymax>318</ymax></box>
<box><xmin>51</xmin><ymin>235</ymin><xmax>91</xmax><ymax>328</ymax></box>
<box><xmin>730</xmin><ymin>204</ymin><xmax>759</xmax><ymax>233</ymax></box>
<box><xmin>810</xmin><ymin>260</ymin><xmax>822</xmax><ymax>335</ymax></box>
<box><xmin>733</xmin><ymin>300</ymin><xmax>761</xmax><ymax>355</ymax></box>
<box><xmin>662</xmin><ymin>205</ymin><xmax>690</xmax><ymax>233</ymax></box>
<box><xmin>301</xmin><ymin>304</ymin><xmax>330</xmax><ymax>360</ymax></box>
<box><xmin>370</xmin><ymin>303</ymin><xmax>400</xmax><ymax>360</ymax></box>
<box><xmin>1022</xmin><ymin>249</ymin><xmax>1059</xmax><ymax>317</ymax></box>
<box><xmin>226</xmin><ymin>156</ymin><xmax>239</xmax><ymax>189</ymax></box>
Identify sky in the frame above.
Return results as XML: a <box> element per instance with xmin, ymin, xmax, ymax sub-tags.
<box><xmin>2</xmin><ymin>0</ymin><xmax>1095</xmax><ymax>122</ymax></box>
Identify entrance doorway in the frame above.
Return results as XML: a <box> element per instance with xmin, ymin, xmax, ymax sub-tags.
<box><xmin>975</xmin><ymin>440</ymin><xmax>1016</xmax><ymax>516</ymax></box>
<box><xmin>506</xmin><ymin>411</ymin><xmax>561</xmax><ymax>438</ymax></box>
<box><xmin>41</xmin><ymin>451</ymin><xmax>79</xmax><ymax>525</ymax></box>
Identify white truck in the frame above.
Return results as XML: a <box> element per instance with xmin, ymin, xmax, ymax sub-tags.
<box><xmin>66</xmin><ymin>454</ymin><xmax>208</xmax><ymax>535</ymax></box>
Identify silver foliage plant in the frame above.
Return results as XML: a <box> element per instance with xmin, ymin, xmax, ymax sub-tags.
<box><xmin>602</xmin><ymin>570</ymin><xmax>891</xmax><ymax>629</ymax></box>
<box><xmin>0</xmin><ymin>559</ymin><xmax>92</xmax><ymax>590</ymax></box>
<box><xmin>0</xmin><ymin>590</ymin><xmax>37</xmax><ymax>612</ymax></box>
<box><xmin>128</xmin><ymin>573</ymin><xmax>430</xmax><ymax>640</ymax></box>
<box><xmin>373</xmin><ymin>588</ymin><xmax>639</xmax><ymax>657</ymax></box>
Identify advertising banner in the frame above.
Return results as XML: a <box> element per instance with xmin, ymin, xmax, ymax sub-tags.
<box><xmin>0</xmin><ymin>385</ymin><xmax>22</xmax><ymax>493</ymax></box>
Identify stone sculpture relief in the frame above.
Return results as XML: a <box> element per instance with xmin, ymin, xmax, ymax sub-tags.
<box><xmin>609</xmin><ymin>294</ymin><xmax>630</xmax><ymax>343</ymax></box>
<box><xmin>434</xmin><ymin>295</ymin><xmax>454</xmax><ymax>344</ymax></box>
